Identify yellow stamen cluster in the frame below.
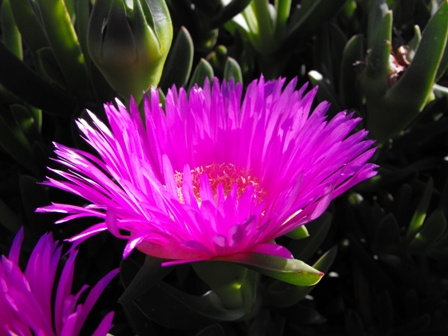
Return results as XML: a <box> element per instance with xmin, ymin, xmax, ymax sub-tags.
<box><xmin>174</xmin><ymin>163</ymin><xmax>265</xmax><ymax>204</ymax></box>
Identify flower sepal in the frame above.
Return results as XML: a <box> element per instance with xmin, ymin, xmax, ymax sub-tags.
<box><xmin>285</xmin><ymin>225</ymin><xmax>310</xmax><ymax>240</ymax></box>
<box><xmin>192</xmin><ymin>261</ymin><xmax>258</xmax><ymax>311</ymax></box>
<box><xmin>214</xmin><ymin>251</ymin><xmax>324</xmax><ymax>287</ymax></box>
<box><xmin>265</xmin><ymin>246</ymin><xmax>338</xmax><ymax>308</ymax></box>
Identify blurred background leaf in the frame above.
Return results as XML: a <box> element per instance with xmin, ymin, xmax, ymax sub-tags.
<box><xmin>1</xmin><ymin>0</ymin><xmax>448</xmax><ymax>335</ymax></box>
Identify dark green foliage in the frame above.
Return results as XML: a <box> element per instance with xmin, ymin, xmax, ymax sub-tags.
<box><xmin>1</xmin><ymin>0</ymin><xmax>448</xmax><ymax>335</ymax></box>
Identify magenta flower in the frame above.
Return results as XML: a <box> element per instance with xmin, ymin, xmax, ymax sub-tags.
<box><xmin>0</xmin><ymin>228</ymin><xmax>118</xmax><ymax>336</ymax></box>
<box><xmin>38</xmin><ymin>77</ymin><xmax>377</xmax><ymax>266</ymax></box>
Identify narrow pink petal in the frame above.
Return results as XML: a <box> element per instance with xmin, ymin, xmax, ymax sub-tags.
<box><xmin>8</xmin><ymin>227</ymin><xmax>24</xmax><ymax>264</ymax></box>
<box><xmin>71</xmin><ymin>269</ymin><xmax>119</xmax><ymax>336</ymax></box>
<box><xmin>55</xmin><ymin>250</ymin><xmax>78</xmax><ymax>335</ymax></box>
<box><xmin>91</xmin><ymin>311</ymin><xmax>114</xmax><ymax>336</ymax></box>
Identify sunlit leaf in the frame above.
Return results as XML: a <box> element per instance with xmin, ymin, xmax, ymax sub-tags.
<box><xmin>285</xmin><ymin>225</ymin><xmax>309</xmax><ymax>240</ymax></box>
<box><xmin>36</xmin><ymin>0</ymin><xmax>90</xmax><ymax>98</ymax></box>
<box><xmin>215</xmin><ymin>252</ymin><xmax>323</xmax><ymax>287</ymax></box>
<box><xmin>405</xmin><ymin>178</ymin><xmax>433</xmax><ymax>243</ymax></box>
<box><xmin>223</xmin><ymin>57</ymin><xmax>243</xmax><ymax>84</ymax></box>
<box><xmin>160</xmin><ymin>26</ymin><xmax>194</xmax><ymax>91</ymax></box>
<box><xmin>188</xmin><ymin>58</ymin><xmax>214</xmax><ymax>90</ymax></box>
<box><xmin>408</xmin><ymin>210</ymin><xmax>447</xmax><ymax>251</ymax></box>
<box><xmin>266</xmin><ymin>246</ymin><xmax>337</xmax><ymax>308</ymax></box>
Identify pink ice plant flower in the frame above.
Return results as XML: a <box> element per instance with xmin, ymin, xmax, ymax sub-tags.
<box><xmin>37</xmin><ymin>77</ymin><xmax>377</xmax><ymax>266</ymax></box>
<box><xmin>0</xmin><ymin>228</ymin><xmax>118</xmax><ymax>336</ymax></box>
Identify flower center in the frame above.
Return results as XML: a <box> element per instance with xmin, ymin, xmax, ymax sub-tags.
<box><xmin>174</xmin><ymin>163</ymin><xmax>265</xmax><ymax>204</ymax></box>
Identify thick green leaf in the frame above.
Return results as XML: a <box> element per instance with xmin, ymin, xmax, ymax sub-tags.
<box><xmin>188</xmin><ymin>59</ymin><xmax>214</xmax><ymax>90</ymax></box>
<box><xmin>28</xmin><ymin>106</ymin><xmax>42</xmax><ymax>134</ymax></box>
<box><xmin>10</xmin><ymin>104</ymin><xmax>35</xmax><ymax>140</ymax></box>
<box><xmin>120</xmin><ymin>255</ymin><xmax>174</xmax><ymax>304</ymax></box>
<box><xmin>286</xmin><ymin>225</ymin><xmax>309</xmax><ymax>240</ymax></box>
<box><xmin>75</xmin><ymin>0</ymin><xmax>91</xmax><ymax>69</ymax></box>
<box><xmin>215</xmin><ymin>252</ymin><xmax>323</xmax><ymax>287</ymax></box>
<box><xmin>436</xmin><ymin>39</ymin><xmax>448</xmax><ymax>81</ymax></box>
<box><xmin>340</xmin><ymin>34</ymin><xmax>364</xmax><ymax>110</ymax></box>
<box><xmin>367</xmin><ymin>0</ymin><xmax>448</xmax><ymax>142</ymax></box>
<box><xmin>223</xmin><ymin>57</ymin><xmax>243</xmax><ymax>84</ymax></box>
<box><xmin>266</xmin><ymin>246</ymin><xmax>337</xmax><ymax>308</ymax></box>
<box><xmin>273</xmin><ymin>0</ymin><xmax>291</xmax><ymax>40</ymax></box>
<box><xmin>387</xmin><ymin>0</ymin><xmax>448</xmax><ymax>106</ymax></box>
<box><xmin>361</xmin><ymin>12</ymin><xmax>393</xmax><ymax>143</ymax></box>
<box><xmin>2</xmin><ymin>0</ymin><xmax>22</xmax><ymax>59</ymax></box>
<box><xmin>405</xmin><ymin>178</ymin><xmax>433</xmax><ymax>243</ymax></box>
<box><xmin>193</xmin><ymin>262</ymin><xmax>260</xmax><ymax>313</ymax></box>
<box><xmin>206</xmin><ymin>45</ymin><xmax>228</xmax><ymax>75</ymax></box>
<box><xmin>143</xmin><ymin>0</ymin><xmax>173</xmax><ymax>57</ymax></box>
<box><xmin>365</xmin><ymin>10</ymin><xmax>393</xmax><ymax>79</ymax></box>
<box><xmin>192</xmin><ymin>262</ymin><xmax>249</xmax><ymax>309</ymax></box>
<box><xmin>9</xmin><ymin>0</ymin><xmax>48</xmax><ymax>52</ymax></box>
<box><xmin>159</xmin><ymin>26</ymin><xmax>194</xmax><ymax>91</ymax></box>
<box><xmin>36</xmin><ymin>47</ymin><xmax>68</xmax><ymax>91</ymax></box>
<box><xmin>407</xmin><ymin>25</ymin><xmax>421</xmax><ymax>59</ymax></box>
<box><xmin>367</xmin><ymin>0</ymin><xmax>389</xmax><ymax>48</ymax></box>
<box><xmin>36</xmin><ymin>0</ymin><xmax>90</xmax><ymax>98</ymax></box>
<box><xmin>251</xmin><ymin>0</ymin><xmax>274</xmax><ymax>51</ymax></box>
<box><xmin>408</xmin><ymin>210</ymin><xmax>447</xmax><ymax>251</ymax></box>
<box><xmin>288</xmin><ymin>212</ymin><xmax>332</xmax><ymax>261</ymax></box>
<box><xmin>0</xmin><ymin>41</ymin><xmax>76</xmax><ymax>114</ymax></box>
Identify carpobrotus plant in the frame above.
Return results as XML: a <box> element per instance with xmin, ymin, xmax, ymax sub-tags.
<box><xmin>2</xmin><ymin>0</ymin><xmax>448</xmax><ymax>334</ymax></box>
<box><xmin>0</xmin><ymin>228</ymin><xmax>118</xmax><ymax>336</ymax></box>
<box><xmin>37</xmin><ymin>77</ymin><xmax>376</xmax><ymax>312</ymax></box>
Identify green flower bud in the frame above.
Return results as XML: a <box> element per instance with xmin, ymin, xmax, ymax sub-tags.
<box><xmin>88</xmin><ymin>0</ymin><xmax>172</xmax><ymax>103</ymax></box>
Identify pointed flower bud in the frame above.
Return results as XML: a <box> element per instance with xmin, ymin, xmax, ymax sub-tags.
<box><xmin>88</xmin><ymin>0</ymin><xmax>172</xmax><ymax>103</ymax></box>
